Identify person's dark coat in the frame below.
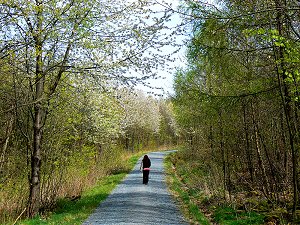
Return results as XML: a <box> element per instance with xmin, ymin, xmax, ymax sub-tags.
<box><xmin>141</xmin><ymin>155</ymin><xmax>151</xmax><ymax>184</ymax></box>
<box><xmin>142</xmin><ymin>155</ymin><xmax>151</xmax><ymax>168</ymax></box>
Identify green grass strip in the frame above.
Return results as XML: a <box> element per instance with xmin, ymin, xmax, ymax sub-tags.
<box><xmin>213</xmin><ymin>206</ymin><xmax>264</xmax><ymax>225</ymax></box>
<box><xmin>16</xmin><ymin>153</ymin><xmax>142</xmax><ymax>225</ymax></box>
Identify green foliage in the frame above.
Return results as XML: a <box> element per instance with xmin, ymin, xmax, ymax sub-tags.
<box><xmin>14</xmin><ymin>152</ymin><xmax>143</xmax><ymax>225</ymax></box>
<box><xmin>165</xmin><ymin>151</ymin><xmax>266</xmax><ymax>225</ymax></box>
<box><xmin>16</xmin><ymin>174</ymin><xmax>125</xmax><ymax>225</ymax></box>
<box><xmin>127</xmin><ymin>155</ymin><xmax>141</xmax><ymax>168</ymax></box>
<box><xmin>158</xmin><ymin>100</ymin><xmax>179</xmax><ymax>145</ymax></box>
<box><xmin>0</xmin><ymin>0</ymin><xmax>180</xmax><ymax>221</ymax></box>
<box><xmin>164</xmin><ymin>153</ymin><xmax>211</xmax><ymax>225</ymax></box>
<box><xmin>174</xmin><ymin>0</ymin><xmax>299</xmax><ymax>221</ymax></box>
<box><xmin>0</xmin><ymin>78</ymin><xmax>178</xmax><ymax>223</ymax></box>
<box><xmin>243</xmin><ymin>27</ymin><xmax>300</xmax><ymax>102</ymax></box>
<box><xmin>213</xmin><ymin>207</ymin><xmax>264</xmax><ymax>225</ymax></box>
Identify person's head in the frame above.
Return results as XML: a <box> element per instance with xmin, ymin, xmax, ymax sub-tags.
<box><xmin>143</xmin><ymin>155</ymin><xmax>148</xmax><ymax>160</ymax></box>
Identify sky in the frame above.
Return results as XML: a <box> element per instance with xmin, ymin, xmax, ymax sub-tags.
<box><xmin>135</xmin><ymin>0</ymin><xmax>217</xmax><ymax>97</ymax></box>
<box><xmin>135</xmin><ymin>0</ymin><xmax>188</xmax><ymax>97</ymax></box>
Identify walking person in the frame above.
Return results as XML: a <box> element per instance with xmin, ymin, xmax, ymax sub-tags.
<box><xmin>140</xmin><ymin>155</ymin><xmax>151</xmax><ymax>185</ymax></box>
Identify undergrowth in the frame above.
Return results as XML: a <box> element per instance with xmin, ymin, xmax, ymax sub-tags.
<box><xmin>165</xmin><ymin>153</ymin><xmax>210</xmax><ymax>225</ymax></box>
<box><xmin>164</xmin><ymin>150</ymin><xmax>266</xmax><ymax>225</ymax></box>
<box><xmin>16</xmin><ymin>174</ymin><xmax>125</xmax><ymax>225</ymax></box>
<box><xmin>12</xmin><ymin>151</ymin><xmax>144</xmax><ymax>225</ymax></box>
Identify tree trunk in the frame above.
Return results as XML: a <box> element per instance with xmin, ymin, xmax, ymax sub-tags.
<box><xmin>218</xmin><ymin>111</ymin><xmax>226</xmax><ymax>201</ymax></box>
<box><xmin>0</xmin><ymin>115</ymin><xmax>13</xmax><ymax>173</ymax></box>
<box><xmin>209</xmin><ymin>125</ymin><xmax>215</xmax><ymax>160</ymax></box>
<box><xmin>251</xmin><ymin>100</ymin><xmax>270</xmax><ymax>198</ymax></box>
<box><xmin>243</xmin><ymin>101</ymin><xmax>254</xmax><ymax>183</ymax></box>
<box><xmin>125</xmin><ymin>136</ymin><xmax>129</xmax><ymax>151</ymax></box>
<box><xmin>273</xmin><ymin>0</ymin><xmax>298</xmax><ymax>218</ymax></box>
<box><xmin>28</xmin><ymin>73</ymin><xmax>44</xmax><ymax>218</ymax></box>
<box><xmin>28</xmin><ymin>1</ymin><xmax>44</xmax><ymax>216</ymax></box>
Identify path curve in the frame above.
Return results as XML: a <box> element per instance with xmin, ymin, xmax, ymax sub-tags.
<box><xmin>83</xmin><ymin>151</ymin><xmax>188</xmax><ymax>225</ymax></box>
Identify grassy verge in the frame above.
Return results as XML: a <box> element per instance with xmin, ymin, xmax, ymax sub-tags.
<box><xmin>213</xmin><ymin>207</ymin><xmax>264</xmax><ymax>225</ymax></box>
<box><xmin>164</xmin><ymin>151</ymin><xmax>265</xmax><ymax>225</ymax></box>
<box><xmin>15</xmin><ymin>152</ymin><xmax>144</xmax><ymax>225</ymax></box>
<box><xmin>164</xmin><ymin>153</ymin><xmax>210</xmax><ymax>225</ymax></box>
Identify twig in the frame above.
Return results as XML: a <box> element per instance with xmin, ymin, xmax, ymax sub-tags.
<box><xmin>12</xmin><ymin>207</ymin><xmax>26</xmax><ymax>225</ymax></box>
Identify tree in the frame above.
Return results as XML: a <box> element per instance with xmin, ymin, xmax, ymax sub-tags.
<box><xmin>158</xmin><ymin>99</ymin><xmax>179</xmax><ymax>146</ymax></box>
<box><xmin>118</xmin><ymin>88</ymin><xmax>160</xmax><ymax>151</ymax></box>
<box><xmin>0</xmin><ymin>0</ymin><xmax>174</xmax><ymax>217</ymax></box>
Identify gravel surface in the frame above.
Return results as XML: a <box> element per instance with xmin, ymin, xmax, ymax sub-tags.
<box><xmin>82</xmin><ymin>151</ymin><xmax>189</xmax><ymax>225</ymax></box>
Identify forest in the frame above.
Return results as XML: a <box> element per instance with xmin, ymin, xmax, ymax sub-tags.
<box><xmin>171</xmin><ymin>0</ymin><xmax>300</xmax><ymax>224</ymax></box>
<box><xmin>0</xmin><ymin>0</ymin><xmax>300</xmax><ymax>224</ymax></box>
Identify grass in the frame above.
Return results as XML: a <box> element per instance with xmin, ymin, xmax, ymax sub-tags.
<box><xmin>164</xmin><ymin>153</ymin><xmax>211</xmax><ymax>225</ymax></box>
<box><xmin>15</xmin><ymin>152</ymin><xmax>143</xmax><ymax>225</ymax></box>
<box><xmin>213</xmin><ymin>207</ymin><xmax>264</xmax><ymax>225</ymax></box>
<box><xmin>17</xmin><ymin>174</ymin><xmax>124</xmax><ymax>225</ymax></box>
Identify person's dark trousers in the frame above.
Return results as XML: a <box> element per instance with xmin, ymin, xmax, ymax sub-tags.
<box><xmin>143</xmin><ymin>170</ymin><xmax>150</xmax><ymax>184</ymax></box>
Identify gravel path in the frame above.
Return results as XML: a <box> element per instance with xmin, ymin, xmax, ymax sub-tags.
<box><xmin>82</xmin><ymin>151</ymin><xmax>189</xmax><ymax>225</ymax></box>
